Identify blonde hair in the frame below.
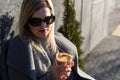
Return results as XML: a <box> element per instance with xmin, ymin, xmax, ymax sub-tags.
<box><xmin>18</xmin><ymin>0</ymin><xmax>57</xmax><ymax>53</ymax></box>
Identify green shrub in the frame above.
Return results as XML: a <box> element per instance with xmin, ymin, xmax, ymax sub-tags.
<box><xmin>58</xmin><ymin>0</ymin><xmax>84</xmax><ymax>69</ymax></box>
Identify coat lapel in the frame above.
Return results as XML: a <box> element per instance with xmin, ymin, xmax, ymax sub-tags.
<box><xmin>6</xmin><ymin>36</ymin><xmax>36</xmax><ymax>80</ymax></box>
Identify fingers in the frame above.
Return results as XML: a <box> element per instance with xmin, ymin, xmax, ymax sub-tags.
<box><xmin>53</xmin><ymin>61</ymin><xmax>74</xmax><ymax>80</ymax></box>
<box><xmin>56</xmin><ymin>63</ymin><xmax>68</xmax><ymax>74</ymax></box>
<box><xmin>56</xmin><ymin>63</ymin><xmax>71</xmax><ymax>80</ymax></box>
<box><xmin>60</xmin><ymin>75</ymin><xmax>67</xmax><ymax>80</ymax></box>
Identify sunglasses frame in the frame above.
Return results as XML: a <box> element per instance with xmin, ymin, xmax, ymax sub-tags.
<box><xmin>28</xmin><ymin>15</ymin><xmax>55</xmax><ymax>27</ymax></box>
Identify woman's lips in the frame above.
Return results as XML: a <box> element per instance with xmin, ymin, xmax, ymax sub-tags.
<box><xmin>39</xmin><ymin>29</ymin><xmax>46</xmax><ymax>33</ymax></box>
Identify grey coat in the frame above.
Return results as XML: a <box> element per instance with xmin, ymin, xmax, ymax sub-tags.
<box><xmin>0</xmin><ymin>32</ymin><xmax>95</xmax><ymax>80</ymax></box>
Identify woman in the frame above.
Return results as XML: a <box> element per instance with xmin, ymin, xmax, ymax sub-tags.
<box><xmin>0</xmin><ymin>0</ymin><xmax>95</xmax><ymax>80</ymax></box>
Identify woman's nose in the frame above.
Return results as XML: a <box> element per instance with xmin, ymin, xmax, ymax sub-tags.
<box><xmin>40</xmin><ymin>21</ymin><xmax>46</xmax><ymax>28</ymax></box>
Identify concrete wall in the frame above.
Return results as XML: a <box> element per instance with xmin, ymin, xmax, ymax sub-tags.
<box><xmin>52</xmin><ymin>0</ymin><xmax>64</xmax><ymax>30</ymax></box>
<box><xmin>80</xmin><ymin>0</ymin><xmax>109</xmax><ymax>54</ymax></box>
<box><xmin>74</xmin><ymin>0</ymin><xmax>120</xmax><ymax>56</ymax></box>
<box><xmin>116</xmin><ymin>0</ymin><xmax>120</xmax><ymax>8</ymax></box>
<box><xmin>0</xmin><ymin>0</ymin><xmax>22</xmax><ymax>41</ymax></box>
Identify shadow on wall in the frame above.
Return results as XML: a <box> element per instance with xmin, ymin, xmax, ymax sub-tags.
<box><xmin>0</xmin><ymin>12</ymin><xmax>14</xmax><ymax>43</ymax></box>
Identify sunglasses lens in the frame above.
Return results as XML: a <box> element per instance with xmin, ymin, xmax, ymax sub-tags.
<box><xmin>28</xmin><ymin>16</ymin><xmax>55</xmax><ymax>27</ymax></box>
<box><xmin>45</xmin><ymin>16</ymin><xmax>55</xmax><ymax>25</ymax></box>
<box><xmin>28</xmin><ymin>18</ymin><xmax>42</xmax><ymax>26</ymax></box>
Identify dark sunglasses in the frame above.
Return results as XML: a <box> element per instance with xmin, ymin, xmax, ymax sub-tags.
<box><xmin>28</xmin><ymin>15</ymin><xmax>55</xmax><ymax>26</ymax></box>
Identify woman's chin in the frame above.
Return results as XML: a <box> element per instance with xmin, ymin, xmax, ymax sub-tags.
<box><xmin>38</xmin><ymin>33</ymin><xmax>48</xmax><ymax>39</ymax></box>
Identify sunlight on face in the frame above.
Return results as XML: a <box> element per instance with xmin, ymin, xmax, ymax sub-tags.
<box><xmin>28</xmin><ymin>7</ymin><xmax>52</xmax><ymax>39</ymax></box>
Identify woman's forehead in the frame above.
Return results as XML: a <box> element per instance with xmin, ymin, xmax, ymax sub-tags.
<box><xmin>32</xmin><ymin>7</ymin><xmax>51</xmax><ymax>18</ymax></box>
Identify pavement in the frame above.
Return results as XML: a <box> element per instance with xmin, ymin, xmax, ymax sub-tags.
<box><xmin>84</xmin><ymin>8</ymin><xmax>120</xmax><ymax>80</ymax></box>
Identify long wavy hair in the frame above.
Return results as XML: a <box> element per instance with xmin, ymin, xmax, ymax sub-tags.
<box><xmin>18</xmin><ymin>0</ymin><xmax>58</xmax><ymax>53</ymax></box>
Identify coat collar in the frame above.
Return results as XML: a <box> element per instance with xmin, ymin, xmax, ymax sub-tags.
<box><xmin>6</xmin><ymin>36</ymin><xmax>36</xmax><ymax>80</ymax></box>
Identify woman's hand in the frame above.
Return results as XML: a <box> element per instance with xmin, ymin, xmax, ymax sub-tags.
<box><xmin>51</xmin><ymin>61</ymin><xmax>74</xmax><ymax>80</ymax></box>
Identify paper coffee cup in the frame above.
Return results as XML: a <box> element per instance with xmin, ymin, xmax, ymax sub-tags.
<box><xmin>56</xmin><ymin>52</ymin><xmax>73</xmax><ymax>76</ymax></box>
<box><xmin>56</xmin><ymin>52</ymin><xmax>73</xmax><ymax>66</ymax></box>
